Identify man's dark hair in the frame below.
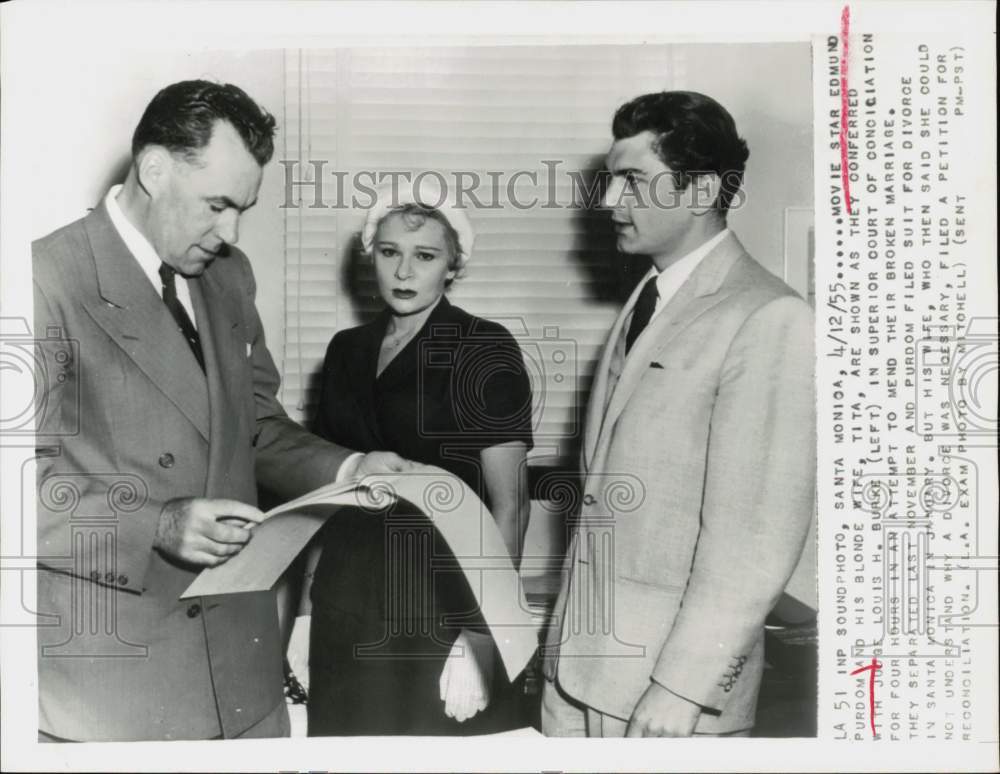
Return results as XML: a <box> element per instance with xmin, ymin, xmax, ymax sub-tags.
<box><xmin>612</xmin><ymin>91</ymin><xmax>749</xmax><ymax>214</ymax></box>
<box><xmin>131</xmin><ymin>80</ymin><xmax>277</xmax><ymax>166</ymax></box>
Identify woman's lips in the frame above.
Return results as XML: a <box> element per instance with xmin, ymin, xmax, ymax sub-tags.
<box><xmin>392</xmin><ymin>289</ymin><xmax>417</xmax><ymax>299</ymax></box>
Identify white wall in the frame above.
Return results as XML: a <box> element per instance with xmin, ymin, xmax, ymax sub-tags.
<box><xmin>683</xmin><ymin>43</ymin><xmax>814</xmax><ymax>275</ymax></box>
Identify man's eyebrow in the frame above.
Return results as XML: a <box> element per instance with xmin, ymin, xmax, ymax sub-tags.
<box><xmin>609</xmin><ymin>166</ymin><xmax>643</xmax><ymax>177</ymax></box>
<box><xmin>207</xmin><ymin>195</ymin><xmax>257</xmax><ymax>212</ymax></box>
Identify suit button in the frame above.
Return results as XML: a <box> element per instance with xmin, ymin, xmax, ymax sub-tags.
<box><xmin>583</xmin><ymin>494</ymin><xmax>597</xmax><ymax>506</ymax></box>
<box><xmin>158</xmin><ymin>453</ymin><xmax>175</xmax><ymax>469</ymax></box>
<box><xmin>186</xmin><ymin>603</ymin><xmax>201</xmax><ymax>618</ymax></box>
<box><xmin>104</xmin><ymin>571</ymin><xmax>115</xmax><ymax>584</ymax></box>
<box><xmin>90</xmin><ymin>570</ymin><xmax>100</xmax><ymax>581</ymax></box>
<box><xmin>117</xmin><ymin>574</ymin><xmax>129</xmax><ymax>586</ymax></box>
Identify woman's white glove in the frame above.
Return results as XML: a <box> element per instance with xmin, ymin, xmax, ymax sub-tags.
<box><xmin>287</xmin><ymin>614</ymin><xmax>312</xmax><ymax>692</ymax></box>
<box><xmin>439</xmin><ymin>629</ymin><xmax>495</xmax><ymax>722</ymax></box>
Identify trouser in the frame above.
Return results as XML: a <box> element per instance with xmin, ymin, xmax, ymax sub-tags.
<box><xmin>38</xmin><ymin>699</ymin><xmax>290</xmax><ymax>742</ymax></box>
<box><xmin>540</xmin><ymin>678</ymin><xmax>751</xmax><ymax>738</ymax></box>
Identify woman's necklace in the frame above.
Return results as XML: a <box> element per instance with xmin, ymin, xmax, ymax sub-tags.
<box><xmin>382</xmin><ymin>325</ymin><xmax>418</xmax><ymax>352</ymax></box>
<box><xmin>377</xmin><ymin>319</ymin><xmax>423</xmax><ymax>377</ymax></box>
<box><xmin>377</xmin><ymin>301</ymin><xmax>441</xmax><ymax>376</ymax></box>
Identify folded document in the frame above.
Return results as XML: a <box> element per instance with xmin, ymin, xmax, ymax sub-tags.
<box><xmin>181</xmin><ymin>465</ymin><xmax>539</xmax><ymax>680</ymax></box>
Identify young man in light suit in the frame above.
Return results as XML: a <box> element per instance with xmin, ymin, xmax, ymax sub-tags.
<box><xmin>542</xmin><ymin>91</ymin><xmax>816</xmax><ymax>737</ymax></box>
<box><xmin>32</xmin><ymin>80</ymin><xmax>409</xmax><ymax>741</ymax></box>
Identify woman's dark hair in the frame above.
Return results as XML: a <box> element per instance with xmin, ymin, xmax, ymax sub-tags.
<box><xmin>612</xmin><ymin>91</ymin><xmax>749</xmax><ymax>214</ymax></box>
<box><xmin>131</xmin><ymin>80</ymin><xmax>277</xmax><ymax>166</ymax></box>
<box><xmin>376</xmin><ymin>204</ymin><xmax>464</xmax><ymax>273</ymax></box>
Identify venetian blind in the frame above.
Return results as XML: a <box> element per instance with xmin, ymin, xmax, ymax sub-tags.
<box><xmin>281</xmin><ymin>45</ymin><xmax>685</xmax><ymax>462</ymax></box>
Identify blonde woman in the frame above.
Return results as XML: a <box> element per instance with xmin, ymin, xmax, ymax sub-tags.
<box><xmin>297</xmin><ymin>181</ymin><xmax>533</xmax><ymax>735</ymax></box>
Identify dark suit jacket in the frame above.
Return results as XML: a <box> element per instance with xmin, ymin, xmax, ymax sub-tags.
<box><xmin>316</xmin><ymin>297</ymin><xmax>534</xmax><ymax>499</ymax></box>
<box><xmin>312</xmin><ymin>296</ymin><xmax>534</xmax><ymax>621</ymax></box>
<box><xmin>32</xmin><ymin>201</ymin><xmax>352</xmax><ymax>741</ymax></box>
<box><xmin>307</xmin><ymin>298</ymin><xmax>534</xmax><ymax>735</ymax></box>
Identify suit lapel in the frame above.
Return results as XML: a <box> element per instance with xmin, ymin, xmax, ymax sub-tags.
<box><xmin>191</xmin><ymin>266</ymin><xmax>243</xmax><ymax>486</ymax></box>
<box><xmin>369</xmin><ymin>298</ymin><xmax>455</xmax><ymax>448</ymax></box>
<box><xmin>81</xmin><ymin>203</ymin><xmax>210</xmax><ymax>440</ymax></box>
<box><xmin>598</xmin><ymin>233</ymin><xmax>748</xmax><ymax>453</ymax></box>
<box><xmin>356</xmin><ymin>317</ymin><xmax>387</xmax><ymax>448</ymax></box>
<box><xmin>376</xmin><ymin>296</ymin><xmax>454</xmax><ymax>390</ymax></box>
<box><xmin>582</xmin><ymin>279</ymin><xmax>644</xmax><ymax>471</ymax></box>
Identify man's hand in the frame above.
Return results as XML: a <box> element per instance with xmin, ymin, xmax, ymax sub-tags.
<box><xmin>354</xmin><ymin>451</ymin><xmax>415</xmax><ymax>477</ymax></box>
<box><xmin>153</xmin><ymin>497</ymin><xmax>263</xmax><ymax>566</ymax></box>
<box><xmin>625</xmin><ymin>682</ymin><xmax>702</xmax><ymax>737</ymax></box>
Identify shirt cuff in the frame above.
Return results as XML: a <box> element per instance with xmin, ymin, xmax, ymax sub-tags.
<box><xmin>335</xmin><ymin>451</ymin><xmax>365</xmax><ymax>482</ymax></box>
<box><xmin>650</xmin><ymin>677</ymin><xmax>720</xmax><ymax>716</ymax></box>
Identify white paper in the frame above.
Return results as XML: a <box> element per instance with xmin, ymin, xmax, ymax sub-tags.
<box><xmin>181</xmin><ymin>466</ymin><xmax>539</xmax><ymax>681</ymax></box>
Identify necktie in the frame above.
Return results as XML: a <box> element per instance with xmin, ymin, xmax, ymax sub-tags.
<box><xmin>158</xmin><ymin>264</ymin><xmax>205</xmax><ymax>373</ymax></box>
<box><xmin>625</xmin><ymin>276</ymin><xmax>660</xmax><ymax>354</ymax></box>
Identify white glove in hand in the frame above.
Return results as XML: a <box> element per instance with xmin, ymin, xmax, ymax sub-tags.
<box><xmin>287</xmin><ymin>614</ymin><xmax>311</xmax><ymax>692</ymax></box>
<box><xmin>439</xmin><ymin>629</ymin><xmax>495</xmax><ymax>722</ymax></box>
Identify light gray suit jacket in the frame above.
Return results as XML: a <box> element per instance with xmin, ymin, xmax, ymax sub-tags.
<box><xmin>543</xmin><ymin>232</ymin><xmax>816</xmax><ymax>734</ymax></box>
<box><xmin>32</xmin><ymin>202</ymin><xmax>352</xmax><ymax>741</ymax></box>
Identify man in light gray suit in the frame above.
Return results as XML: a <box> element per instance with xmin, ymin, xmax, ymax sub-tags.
<box><xmin>542</xmin><ymin>91</ymin><xmax>816</xmax><ymax>737</ymax></box>
<box><xmin>33</xmin><ymin>80</ymin><xmax>409</xmax><ymax>741</ymax></box>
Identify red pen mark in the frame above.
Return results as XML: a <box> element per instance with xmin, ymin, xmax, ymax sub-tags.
<box><xmin>839</xmin><ymin>5</ymin><xmax>854</xmax><ymax>215</ymax></box>
<box><xmin>851</xmin><ymin>657</ymin><xmax>882</xmax><ymax>738</ymax></box>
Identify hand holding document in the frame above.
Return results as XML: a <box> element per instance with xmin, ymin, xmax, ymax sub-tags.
<box><xmin>181</xmin><ymin>465</ymin><xmax>539</xmax><ymax>680</ymax></box>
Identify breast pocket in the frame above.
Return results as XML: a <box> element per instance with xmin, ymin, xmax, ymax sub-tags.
<box><xmin>226</xmin><ymin>323</ymin><xmax>257</xmax><ymax>433</ymax></box>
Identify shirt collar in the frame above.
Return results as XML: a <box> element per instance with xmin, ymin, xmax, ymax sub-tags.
<box><xmin>104</xmin><ymin>184</ymin><xmax>164</xmax><ymax>290</ymax></box>
<box><xmin>643</xmin><ymin>228</ymin><xmax>731</xmax><ymax>300</ymax></box>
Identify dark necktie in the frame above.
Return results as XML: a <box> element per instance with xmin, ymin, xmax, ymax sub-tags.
<box><xmin>625</xmin><ymin>276</ymin><xmax>660</xmax><ymax>354</ymax></box>
<box><xmin>158</xmin><ymin>264</ymin><xmax>205</xmax><ymax>373</ymax></box>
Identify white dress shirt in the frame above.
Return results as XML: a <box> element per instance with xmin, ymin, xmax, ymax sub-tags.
<box><xmin>642</xmin><ymin>228</ymin><xmax>731</xmax><ymax>323</ymax></box>
<box><xmin>105</xmin><ymin>185</ymin><xmax>197</xmax><ymax>327</ymax></box>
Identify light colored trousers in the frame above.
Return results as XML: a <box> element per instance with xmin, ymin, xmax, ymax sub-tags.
<box><xmin>541</xmin><ymin>678</ymin><xmax>751</xmax><ymax>738</ymax></box>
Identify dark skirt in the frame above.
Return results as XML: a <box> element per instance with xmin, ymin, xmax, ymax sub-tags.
<box><xmin>307</xmin><ymin>607</ymin><xmax>522</xmax><ymax>736</ymax></box>
<box><xmin>306</xmin><ymin>508</ymin><xmax>522</xmax><ymax>736</ymax></box>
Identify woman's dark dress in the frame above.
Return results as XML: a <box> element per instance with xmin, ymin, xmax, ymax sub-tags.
<box><xmin>308</xmin><ymin>298</ymin><xmax>534</xmax><ymax>736</ymax></box>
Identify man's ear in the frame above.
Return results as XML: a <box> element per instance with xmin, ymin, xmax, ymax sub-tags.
<box><xmin>689</xmin><ymin>173</ymin><xmax>722</xmax><ymax>217</ymax></box>
<box><xmin>135</xmin><ymin>146</ymin><xmax>171</xmax><ymax>199</ymax></box>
